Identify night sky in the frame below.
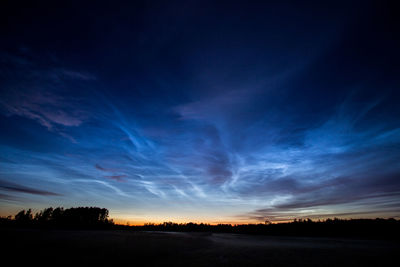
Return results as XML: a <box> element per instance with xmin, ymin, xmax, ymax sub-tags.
<box><xmin>1</xmin><ymin>1</ymin><xmax>399</xmax><ymax>224</ymax></box>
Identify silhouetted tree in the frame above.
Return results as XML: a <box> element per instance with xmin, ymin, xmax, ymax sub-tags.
<box><xmin>35</xmin><ymin>207</ymin><xmax>53</xmax><ymax>222</ymax></box>
<box><xmin>52</xmin><ymin>207</ymin><xmax>64</xmax><ymax>223</ymax></box>
<box><xmin>15</xmin><ymin>209</ymin><xmax>33</xmax><ymax>223</ymax></box>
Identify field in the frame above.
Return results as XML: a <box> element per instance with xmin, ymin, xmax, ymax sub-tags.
<box><xmin>2</xmin><ymin>228</ymin><xmax>398</xmax><ymax>266</ymax></box>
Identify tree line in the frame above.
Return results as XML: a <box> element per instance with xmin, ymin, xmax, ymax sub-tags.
<box><xmin>2</xmin><ymin>207</ymin><xmax>114</xmax><ymax>229</ymax></box>
<box><xmin>134</xmin><ymin>218</ymin><xmax>400</xmax><ymax>239</ymax></box>
<box><xmin>1</xmin><ymin>207</ymin><xmax>399</xmax><ymax>239</ymax></box>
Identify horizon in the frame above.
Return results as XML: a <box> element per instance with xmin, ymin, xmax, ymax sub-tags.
<box><xmin>4</xmin><ymin>206</ymin><xmax>399</xmax><ymax>227</ymax></box>
<box><xmin>1</xmin><ymin>1</ymin><xmax>399</xmax><ymax>224</ymax></box>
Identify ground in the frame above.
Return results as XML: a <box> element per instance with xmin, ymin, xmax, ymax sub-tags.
<box><xmin>2</xmin><ymin>228</ymin><xmax>398</xmax><ymax>266</ymax></box>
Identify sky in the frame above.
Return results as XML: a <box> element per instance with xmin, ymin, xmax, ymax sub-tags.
<box><xmin>0</xmin><ymin>1</ymin><xmax>399</xmax><ymax>224</ymax></box>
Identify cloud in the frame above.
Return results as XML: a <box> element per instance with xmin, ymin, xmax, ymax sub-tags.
<box><xmin>104</xmin><ymin>175</ymin><xmax>127</xmax><ymax>182</ymax></box>
<box><xmin>174</xmin><ymin>89</ymin><xmax>256</xmax><ymax>123</ymax></box>
<box><xmin>95</xmin><ymin>164</ymin><xmax>114</xmax><ymax>172</ymax></box>
<box><xmin>0</xmin><ymin>193</ymin><xmax>19</xmax><ymax>201</ymax></box>
<box><xmin>0</xmin><ymin>52</ymin><xmax>94</xmax><ymax>140</ymax></box>
<box><xmin>0</xmin><ymin>181</ymin><xmax>61</xmax><ymax>196</ymax></box>
<box><xmin>224</xmin><ymin>93</ymin><xmax>400</xmax><ymax>222</ymax></box>
<box><xmin>234</xmin><ymin>153</ymin><xmax>400</xmax><ymax>222</ymax></box>
<box><xmin>0</xmin><ymin>37</ymin><xmax>398</xmax><ymax>222</ymax></box>
<box><xmin>0</xmin><ymin>89</ymin><xmax>88</xmax><ymax>130</ymax></box>
<box><xmin>164</xmin><ymin>124</ymin><xmax>233</xmax><ymax>185</ymax></box>
<box><xmin>71</xmin><ymin>179</ymin><xmax>129</xmax><ymax>197</ymax></box>
<box><xmin>95</xmin><ymin>164</ymin><xmax>128</xmax><ymax>182</ymax></box>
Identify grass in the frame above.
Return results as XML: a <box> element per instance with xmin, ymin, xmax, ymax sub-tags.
<box><xmin>2</xmin><ymin>228</ymin><xmax>398</xmax><ymax>266</ymax></box>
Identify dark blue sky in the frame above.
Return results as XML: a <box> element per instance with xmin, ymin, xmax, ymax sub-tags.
<box><xmin>1</xmin><ymin>1</ymin><xmax>399</xmax><ymax>223</ymax></box>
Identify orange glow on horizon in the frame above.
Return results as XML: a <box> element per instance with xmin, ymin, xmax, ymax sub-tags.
<box><xmin>111</xmin><ymin>217</ymin><xmax>292</xmax><ymax>226</ymax></box>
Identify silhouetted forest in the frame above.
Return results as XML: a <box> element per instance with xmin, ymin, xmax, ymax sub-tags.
<box><xmin>135</xmin><ymin>218</ymin><xmax>400</xmax><ymax>239</ymax></box>
<box><xmin>1</xmin><ymin>207</ymin><xmax>399</xmax><ymax>239</ymax></box>
<box><xmin>0</xmin><ymin>207</ymin><xmax>114</xmax><ymax>229</ymax></box>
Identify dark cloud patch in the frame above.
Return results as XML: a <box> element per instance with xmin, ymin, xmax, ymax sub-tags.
<box><xmin>104</xmin><ymin>175</ymin><xmax>127</xmax><ymax>182</ymax></box>
<box><xmin>0</xmin><ymin>181</ymin><xmax>61</xmax><ymax>196</ymax></box>
<box><xmin>95</xmin><ymin>164</ymin><xmax>110</xmax><ymax>172</ymax></box>
<box><xmin>95</xmin><ymin>164</ymin><xmax>121</xmax><ymax>173</ymax></box>
<box><xmin>0</xmin><ymin>52</ymin><xmax>97</xmax><ymax>144</ymax></box>
<box><xmin>95</xmin><ymin>163</ymin><xmax>129</xmax><ymax>182</ymax></box>
<box><xmin>0</xmin><ymin>192</ymin><xmax>19</xmax><ymax>201</ymax></box>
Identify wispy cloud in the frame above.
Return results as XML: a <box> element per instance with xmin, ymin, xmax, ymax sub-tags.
<box><xmin>104</xmin><ymin>175</ymin><xmax>127</xmax><ymax>182</ymax></box>
<box><xmin>0</xmin><ymin>180</ymin><xmax>61</xmax><ymax>196</ymax></box>
<box><xmin>95</xmin><ymin>164</ymin><xmax>115</xmax><ymax>172</ymax></box>
<box><xmin>0</xmin><ymin>90</ymin><xmax>87</xmax><ymax>129</ymax></box>
<box><xmin>0</xmin><ymin>52</ymin><xmax>95</xmax><ymax>141</ymax></box>
<box><xmin>231</xmin><ymin>93</ymin><xmax>400</xmax><ymax>222</ymax></box>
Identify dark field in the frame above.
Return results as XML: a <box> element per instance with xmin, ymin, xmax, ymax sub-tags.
<box><xmin>2</xmin><ymin>228</ymin><xmax>398</xmax><ymax>266</ymax></box>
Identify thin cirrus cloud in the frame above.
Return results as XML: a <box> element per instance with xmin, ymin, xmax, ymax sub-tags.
<box><xmin>0</xmin><ymin>180</ymin><xmax>61</xmax><ymax>197</ymax></box>
<box><xmin>0</xmin><ymin>53</ymin><xmax>93</xmax><ymax>140</ymax></box>
<box><xmin>1</xmin><ymin>51</ymin><xmax>399</xmax><ymax>222</ymax></box>
<box><xmin>104</xmin><ymin>175</ymin><xmax>128</xmax><ymax>182</ymax></box>
<box><xmin>95</xmin><ymin>164</ymin><xmax>127</xmax><ymax>182</ymax></box>
<box><xmin>230</xmin><ymin>100</ymin><xmax>400</xmax><ymax>221</ymax></box>
<box><xmin>0</xmin><ymin>90</ymin><xmax>86</xmax><ymax>129</ymax></box>
<box><xmin>95</xmin><ymin>164</ymin><xmax>117</xmax><ymax>172</ymax></box>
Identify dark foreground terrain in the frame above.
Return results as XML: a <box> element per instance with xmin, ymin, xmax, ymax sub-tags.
<box><xmin>2</xmin><ymin>228</ymin><xmax>398</xmax><ymax>266</ymax></box>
